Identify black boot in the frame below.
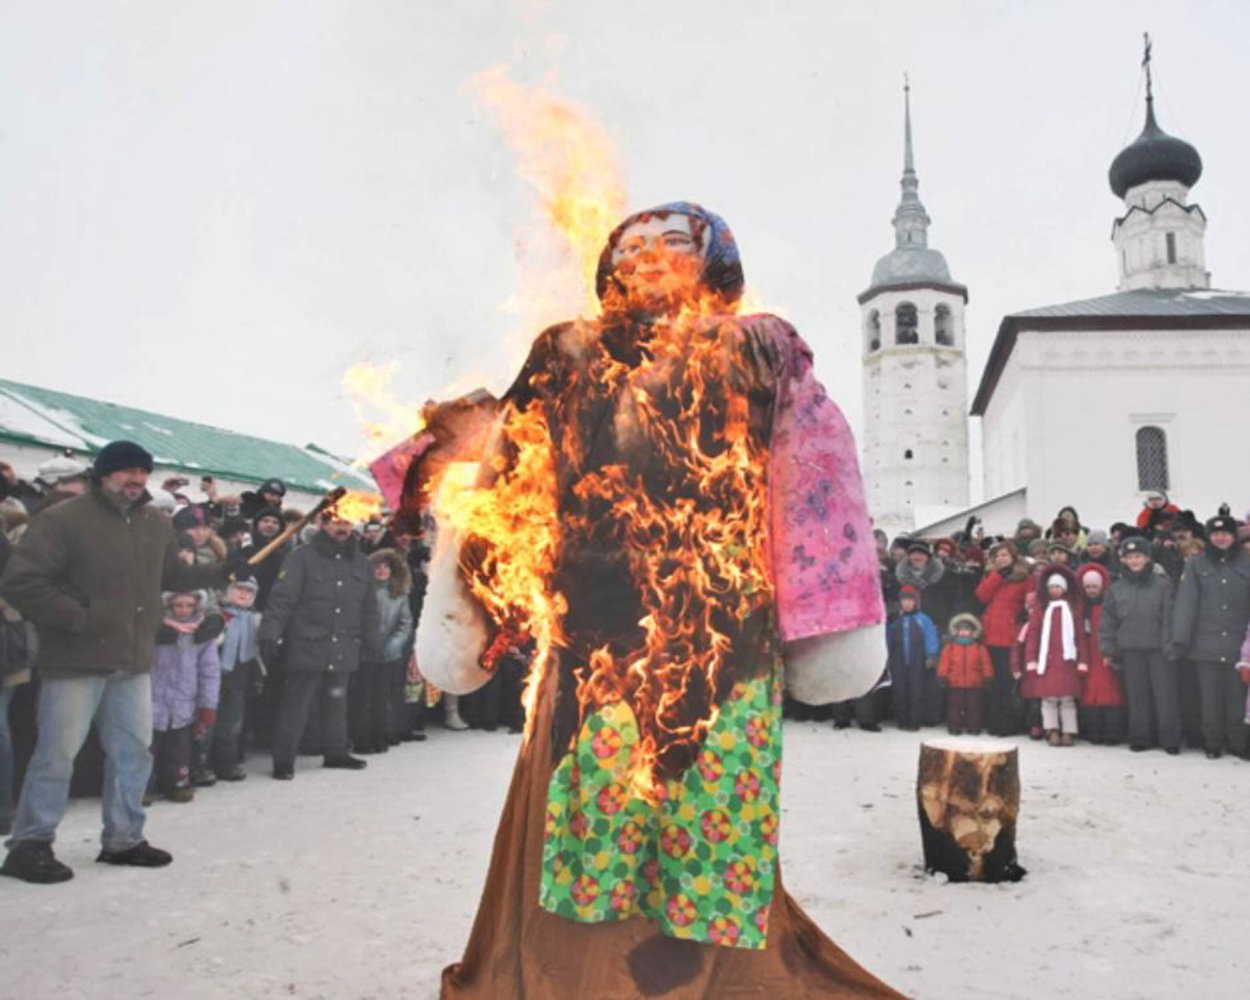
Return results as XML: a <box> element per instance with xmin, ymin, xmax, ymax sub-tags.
<box><xmin>323</xmin><ymin>754</ymin><xmax>367</xmax><ymax>770</ymax></box>
<box><xmin>96</xmin><ymin>840</ymin><xmax>173</xmax><ymax>867</ymax></box>
<box><xmin>272</xmin><ymin>761</ymin><xmax>294</xmax><ymax>780</ymax></box>
<box><xmin>1</xmin><ymin>841</ymin><xmax>74</xmax><ymax>884</ymax></box>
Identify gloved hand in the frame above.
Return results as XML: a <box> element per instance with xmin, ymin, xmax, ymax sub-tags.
<box><xmin>193</xmin><ymin>707</ymin><xmax>217</xmax><ymax>739</ymax></box>
<box><xmin>155</xmin><ymin>623</ymin><xmax>179</xmax><ymax>645</ymax></box>
<box><xmin>259</xmin><ymin>639</ymin><xmax>282</xmax><ymax>669</ymax></box>
<box><xmin>1077</xmin><ymin>662</ymin><xmax>1089</xmax><ymax>674</ymax></box>
<box><xmin>223</xmin><ymin>555</ymin><xmax>252</xmax><ymax>583</ymax></box>
<box><xmin>194</xmin><ymin>613</ymin><xmax>224</xmax><ymax>644</ymax></box>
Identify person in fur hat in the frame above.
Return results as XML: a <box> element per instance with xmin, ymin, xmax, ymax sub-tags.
<box><xmin>1100</xmin><ymin>537</ymin><xmax>1180</xmax><ymax>754</ymax></box>
<box><xmin>886</xmin><ymin>585</ymin><xmax>940</xmax><ymax>731</ymax></box>
<box><xmin>149</xmin><ymin>591</ymin><xmax>221</xmax><ymax>801</ymax></box>
<box><xmin>937</xmin><ymin>613</ymin><xmax>994</xmax><ymax>735</ymax></box>
<box><xmin>975</xmin><ymin>540</ymin><xmax>1031</xmax><ymax>735</ymax></box>
<box><xmin>1075</xmin><ymin>563</ymin><xmax>1124</xmax><ymax>745</ymax></box>
<box><xmin>207</xmin><ymin>577</ymin><xmax>261</xmax><ymax>781</ymax></box>
<box><xmin>895</xmin><ymin>540</ymin><xmax>953</xmax><ymax>724</ymax></box>
<box><xmin>349</xmin><ymin>548</ymin><xmax>414</xmax><ymax>754</ymax></box>
<box><xmin>1024</xmin><ymin>566</ymin><xmax>1089</xmax><ymax>747</ymax></box>
<box><xmin>1172</xmin><ymin>506</ymin><xmax>1250</xmax><ymax>759</ymax></box>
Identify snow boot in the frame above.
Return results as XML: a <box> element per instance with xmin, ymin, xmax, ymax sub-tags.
<box><xmin>166</xmin><ymin>785</ymin><xmax>195</xmax><ymax>803</ymax></box>
<box><xmin>1045</xmin><ymin>730</ymin><xmax>1061</xmax><ymax>747</ymax></box>
<box><xmin>444</xmin><ymin>694</ymin><xmax>469</xmax><ymax>731</ymax></box>
<box><xmin>1</xmin><ymin>841</ymin><xmax>74</xmax><ymax>884</ymax></box>
<box><xmin>1060</xmin><ymin>733</ymin><xmax>1075</xmax><ymax>748</ymax></box>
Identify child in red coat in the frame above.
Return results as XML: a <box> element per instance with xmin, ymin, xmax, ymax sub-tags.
<box><xmin>937</xmin><ymin>613</ymin><xmax>995</xmax><ymax>735</ymax></box>
<box><xmin>1025</xmin><ymin>566</ymin><xmax>1089</xmax><ymax>747</ymax></box>
<box><xmin>1076</xmin><ymin>563</ymin><xmax>1125</xmax><ymax>744</ymax></box>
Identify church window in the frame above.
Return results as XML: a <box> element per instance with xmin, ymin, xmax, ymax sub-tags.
<box><xmin>895</xmin><ymin>302</ymin><xmax>918</xmax><ymax>345</ymax></box>
<box><xmin>1136</xmin><ymin>426</ymin><xmax>1170</xmax><ymax>491</ymax></box>
<box><xmin>866</xmin><ymin>310</ymin><xmax>881</xmax><ymax>352</ymax></box>
<box><xmin>934</xmin><ymin>304</ymin><xmax>953</xmax><ymax>346</ymax></box>
<box><xmin>1166</xmin><ymin>232</ymin><xmax>1177</xmax><ymax>264</ymax></box>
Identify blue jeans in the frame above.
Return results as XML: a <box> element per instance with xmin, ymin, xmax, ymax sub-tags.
<box><xmin>0</xmin><ymin>686</ymin><xmax>15</xmax><ymax>829</ymax></box>
<box><xmin>7</xmin><ymin>671</ymin><xmax>153</xmax><ymax>852</ymax></box>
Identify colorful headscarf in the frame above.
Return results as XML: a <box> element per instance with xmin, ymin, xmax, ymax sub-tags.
<box><xmin>595</xmin><ymin>201</ymin><xmax>744</xmax><ymax>306</ymax></box>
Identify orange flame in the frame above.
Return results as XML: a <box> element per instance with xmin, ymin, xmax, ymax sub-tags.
<box><xmin>329</xmin><ymin>489</ymin><xmax>385</xmax><ymax>524</ymax></box>
<box><xmin>341</xmin><ymin>361</ymin><xmax>427</xmax><ymax>466</ymax></box>
<box><xmin>470</xmin><ymin>64</ymin><xmax>627</xmax><ymax>322</ymax></box>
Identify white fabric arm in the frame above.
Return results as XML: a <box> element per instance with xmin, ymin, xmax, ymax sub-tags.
<box><xmin>783</xmin><ymin>623</ymin><xmax>887</xmax><ymax>706</ymax></box>
<box><xmin>414</xmin><ymin>520</ymin><xmax>492</xmax><ymax>695</ymax></box>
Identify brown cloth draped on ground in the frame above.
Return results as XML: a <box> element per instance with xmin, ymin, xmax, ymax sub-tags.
<box><xmin>441</xmin><ymin>666</ymin><xmax>906</xmax><ymax>999</ymax></box>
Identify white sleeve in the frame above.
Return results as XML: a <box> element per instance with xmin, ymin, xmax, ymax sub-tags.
<box><xmin>414</xmin><ymin>519</ymin><xmax>492</xmax><ymax>695</ymax></box>
<box><xmin>783</xmin><ymin>623</ymin><xmax>887</xmax><ymax>706</ymax></box>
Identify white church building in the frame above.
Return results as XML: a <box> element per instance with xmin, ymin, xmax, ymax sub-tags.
<box><xmin>859</xmin><ymin>83</ymin><xmax>971</xmax><ymax>539</ymax></box>
<box><xmin>914</xmin><ymin>62</ymin><xmax>1250</xmax><ymax>537</ymax></box>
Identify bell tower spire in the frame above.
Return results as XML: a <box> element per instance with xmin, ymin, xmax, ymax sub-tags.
<box><xmin>893</xmin><ymin>75</ymin><xmax>930</xmax><ymax>251</ymax></box>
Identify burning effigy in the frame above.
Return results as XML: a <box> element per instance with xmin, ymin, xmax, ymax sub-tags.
<box><xmin>382</xmin><ymin>201</ymin><xmax>903</xmax><ymax>997</ymax></box>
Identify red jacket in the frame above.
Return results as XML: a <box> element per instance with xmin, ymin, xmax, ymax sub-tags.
<box><xmin>1024</xmin><ymin>566</ymin><xmax>1090</xmax><ymax>700</ymax></box>
<box><xmin>937</xmin><ymin>641</ymin><xmax>995</xmax><ymax>690</ymax></box>
<box><xmin>1075</xmin><ymin>564</ymin><xmax>1124</xmax><ymax>707</ymax></box>
<box><xmin>975</xmin><ymin>561</ymin><xmax>1031</xmax><ymax>648</ymax></box>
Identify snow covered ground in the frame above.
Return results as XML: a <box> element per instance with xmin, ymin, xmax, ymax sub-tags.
<box><xmin>3</xmin><ymin>723</ymin><xmax>1247</xmax><ymax>999</ymax></box>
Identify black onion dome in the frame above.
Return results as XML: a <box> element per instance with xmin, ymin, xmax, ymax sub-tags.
<box><xmin>1108</xmin><ymin>100</ymin><xmax>1203</xmax><ymax>198</ymax></box>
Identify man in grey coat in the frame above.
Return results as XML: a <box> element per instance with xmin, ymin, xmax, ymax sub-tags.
<box><xmin>1100</xmin><ymin>537</ymin><xmax>1179</xmax><ymax>754</ymax></box>
<box><xmin>259</xmin><ymin>510</ymin><xmax>382</xmax><ymax>779</ymax></box>
<box><xmin>1171</xmin><ymin>507</ymin><xmax>1250</xmax><ymax>760</ymax></box>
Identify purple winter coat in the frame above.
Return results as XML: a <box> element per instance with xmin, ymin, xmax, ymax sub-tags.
<box><xmin>151</xmin><ymin>618</ymin><xmax>221</xmax><ymax>732</ymax></box>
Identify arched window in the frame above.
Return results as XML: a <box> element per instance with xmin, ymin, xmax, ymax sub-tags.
<box><xmin>866</xmin><ymin>310</ymin><xmax>881</xmax><ymax>352</ymax></box>
<box><xmin>903</xmin><ymin>449</ymin><xmax>914</xmax><ymax>460</ymax></box>
<box><xmin>1136</xmin><ymin>426</ymin><xmax>1169</xmax><ymax>490</ymax></box>
<box><xmin>935</xmin><ymin>304</ymin><xmax>953</xmax><ymax>346</ymax></box>
<box><xmin>895</xmin><ymin>302</ymin><xmax>918</xmax><ymax>345</ymax></box>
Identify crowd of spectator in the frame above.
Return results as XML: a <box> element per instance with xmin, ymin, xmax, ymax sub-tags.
<box><xmin>3</xmin><ymin>445</ymin><xmax>1247</xmax><ymax>886</ymax></box>
<box><xmin>0</xmin><ymin>443</ymin><xmax>521</xmax><ymax>885</ymax></box>
<box><xmin>821</xmin><ymin>495</ymin><xmax>1250</xmax><ymax>761</ymax></box>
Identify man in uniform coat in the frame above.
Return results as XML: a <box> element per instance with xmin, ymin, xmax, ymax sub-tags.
<box><xmin>260</xmin><ymin>509</ymin><xmax>382</xmax><ymax>779</ymax></box>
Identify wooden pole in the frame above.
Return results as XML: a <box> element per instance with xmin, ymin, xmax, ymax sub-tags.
<box><xmin>244</xmin><ymin>486</ymin><xmax>346</xmax><ymax>567</ymax></box>
<box><xmin>916</xmin><ymin>737</ymin><xmax>1025</xmax><ymax>883</ymax></box>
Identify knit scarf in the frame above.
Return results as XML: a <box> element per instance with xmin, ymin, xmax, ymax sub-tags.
<box><xmin>1037</xmin><ymin>601</ymin><xmax>1076</xmax><ymax>676</ymax></box>
<box><xmin>220</xmin><ymin>606</ymin><xmax>258</xmax><ymax>673</ymax></box>
<box><xmin>162</xmin><ymin>614</ymin><xmax>202</xmax><ymax>635</ymax></box>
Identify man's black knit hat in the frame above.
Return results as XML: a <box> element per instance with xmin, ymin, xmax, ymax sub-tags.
<box><xmin>93</xmin><ymin>440</ymin><xmax>154</xmax><ymax>478</ymax></box>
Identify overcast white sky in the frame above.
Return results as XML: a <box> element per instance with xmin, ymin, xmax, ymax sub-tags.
<box><xmin>3</xmin><ymin>1</ymin><xmax>1247</xmax><ymax>462</ymax></box>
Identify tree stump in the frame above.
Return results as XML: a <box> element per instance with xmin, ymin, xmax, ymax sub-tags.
<box><xmin>916</xmin><ymin>737</ymin><xmax>1025</xmax><ymax>883</ymax></box>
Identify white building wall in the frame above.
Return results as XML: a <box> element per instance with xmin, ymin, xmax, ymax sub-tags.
<box><xmin>992</xmin><ymin>327</ymin><xmax>1250</xmax><ymax>529</ymax></box>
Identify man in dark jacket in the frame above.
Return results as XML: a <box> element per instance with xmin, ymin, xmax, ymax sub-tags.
<box><xmin>1171</xmin><ymin>508</ymin><xmax>1250</xmax><ymax>759</ymax></box>
<box><xmin>259</xmin><ymin>510</ymin><xmax>382</xmax><ymax>779</ymax></box>
<box><xmin>1100</xmin><ymin>537</ymin><xmax>1179</xmax><ymax>754</ymax></box>
<box><xmin>0</xmin><ymin>441</ymin><xmax>228</xmax><ymax>884</ymax></box>
<box><xmin>239</xmin><ymin>478</ymin><xmax>287</xmax><ymax>521</ymax></box>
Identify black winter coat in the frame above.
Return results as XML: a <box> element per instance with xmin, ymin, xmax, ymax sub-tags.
<box><xmin>258</xmin><ymin>531</ymin><xmax>382</xmax><ymax>674</ymax></box>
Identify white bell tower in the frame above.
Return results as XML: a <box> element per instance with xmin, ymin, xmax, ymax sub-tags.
<box><xmin>860</xmin><ymin>80</ymin><xmax>970</xmax><ymax>537</ymax></box>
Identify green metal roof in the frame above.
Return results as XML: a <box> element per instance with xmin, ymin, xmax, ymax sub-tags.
<box><xmin>0</xmin><ymin>377</ymin><xmax>377</xmax><ymax>495</ymax></box>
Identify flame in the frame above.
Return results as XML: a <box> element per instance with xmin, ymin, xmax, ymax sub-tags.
<box><xmin>329</xmin><ymin>489</ymin><xmax>385</xmax><ymax>524</ymax></box>
<box><xmin>342</xmin><ymin>361</ymin><xmax>427</xmax><ymax>465</ymax></box>
<box><xmin>470</xmin><ymin>64</ymin><xmax>627</xmax><ymax>322</ymax></box>
<box><xmin>425</xmin><ymin>254</ymin><xmax>775</xmax><ymax>802</ymax></box>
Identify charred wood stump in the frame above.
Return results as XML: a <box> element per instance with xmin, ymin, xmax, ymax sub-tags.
<box><xmin>917</xmin><ymin>737</ymin><xmax>1025</xmax><ymax>883</ymax></box>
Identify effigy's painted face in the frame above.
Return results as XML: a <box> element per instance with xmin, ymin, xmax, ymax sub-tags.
<box><xmin>609</xmin><ymin>214</ymin><xmax>704</xmax><ymax>307</ymax></box>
